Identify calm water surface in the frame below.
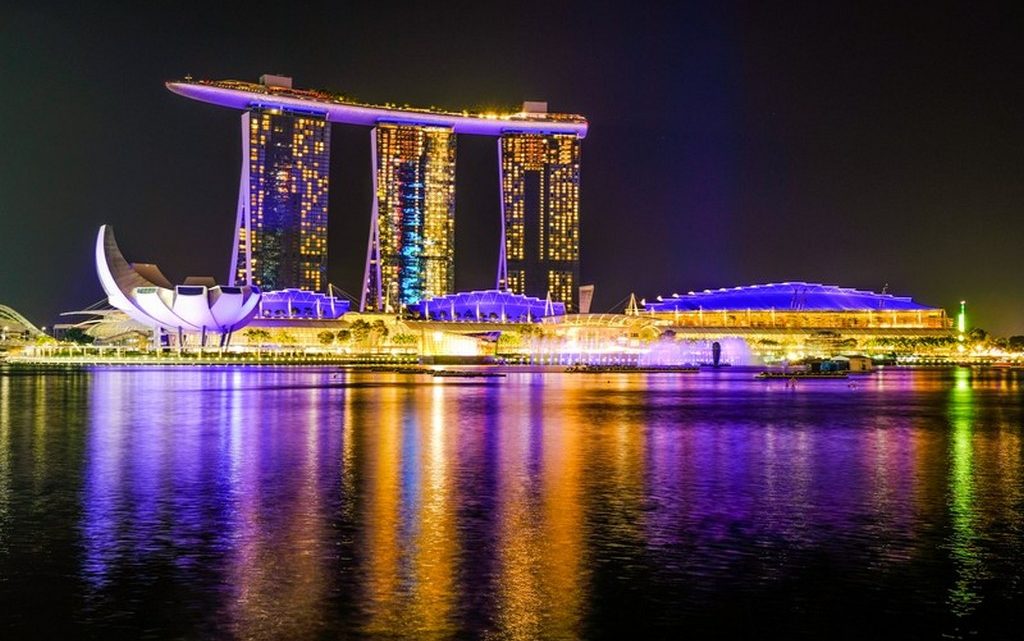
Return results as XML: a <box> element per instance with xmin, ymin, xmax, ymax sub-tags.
<box><xmin>0</xmin><ymin>367</ymin><xmax>1022</xmax><ymax>639</ymax></box>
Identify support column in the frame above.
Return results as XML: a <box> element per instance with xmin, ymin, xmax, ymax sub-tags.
<box><xmin>496</xmin><ymin>137</ymin><xmax>508</xmax><ymax>290</ymax></box>
<box><xmin>360</xmin><ymin>128</ymin><xmax>383</xmax><ymax>312</ymax></box>
<box><xmin>229</xmin><ymin>112</ymin><xmax>252</xmax><ymax>287</ymax></box>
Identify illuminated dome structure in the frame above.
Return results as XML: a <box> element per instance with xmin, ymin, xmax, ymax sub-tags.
<box><xmin>645</xmin><ymin>282</ymin><xmax>936</xmax><ymax>312</ymax></box>
<box><xmin>257</xmin><ymin>288</ymin><xmax>350</xmax><ymax>320</ymax></box>
<box><xmin>95</xmin><ymin>225</ymin><xmax>261</xmax><ymax>345</ymax></box>
<box><xmin>409</xmin><ymin>289</ymin><xmax>565</xmax><ymax>322</ymax></box>
<box><xmin>642</xmin><ymin>282</ymin><xmax>950</xmax><ymax>330</ymax></box>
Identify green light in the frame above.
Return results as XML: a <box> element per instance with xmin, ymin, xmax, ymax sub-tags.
<box><xmin>957</xmin><ymin>300</ymin><xmax>966</xmax><ymax>334</ymax></box>
<box><xmin>947</xmin><ymin>366</ymin><xmax>982</xmax><ymax>618</ymax></box>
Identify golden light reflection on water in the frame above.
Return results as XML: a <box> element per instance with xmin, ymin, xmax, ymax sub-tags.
<box><xmin>399</xmin><ymin>382</ymin><xmax>457</xmax><ymax>635</ymax></box>
<box><xmin>361</xmin><ymin>379</ymin><xmax>406</xmax><ymax>634</ymax></box>
<box><xmin>340</xmin><ymin>379</ymin><xmax>355</xmax><ymax>522</ymax></box>
<box><xmin>539</xmin><ymin>382</ymin><xmax>585</xmax><ymax>640</ymax></box>
<box><xmin>493</xmin><ymin>379</ymin><xmax>544</xmax><ymax>640</ymax></box>
<box><xmin>489</xmin><ymin>377</ymin><xmax>587</xmax><ymax>641</ymax></box>
<box><xmin>0</xmin><ymin>375</ymin><xmax>9</xmax><ymax>538</ymax></box>
<box><xmin>5</xmin><ymin>367</ymin><xmax>1024</xmax><ymax>639</ymax></box>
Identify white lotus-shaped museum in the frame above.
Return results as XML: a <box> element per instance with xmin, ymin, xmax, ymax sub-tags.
<box><xmin>95</xmin><ymin>225</ymin><xmax>261</xmax><ymax>345</ymax></box>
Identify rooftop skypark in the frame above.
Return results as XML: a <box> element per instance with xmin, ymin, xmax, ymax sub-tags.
<box><xmin>167</xmin><ymin>77</ymin><xmax>589</xmax><ymax>136</ymax></box>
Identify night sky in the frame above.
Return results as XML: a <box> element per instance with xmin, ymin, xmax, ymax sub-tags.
<box><xmin>3</xmin><ymin>1</ymin><xmax>1022</xmax><ymax>333</ymax></box>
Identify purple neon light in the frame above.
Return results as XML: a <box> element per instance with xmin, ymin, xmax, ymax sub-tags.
<box><xmin>167</xmin><ymin>81</ymin><xmax>589</xmax><ymax>138</ymax></box>
<box><xmin>644</xmin><ymin>282</ymin><xmax>938</xmax><ymax>312</ymax></box>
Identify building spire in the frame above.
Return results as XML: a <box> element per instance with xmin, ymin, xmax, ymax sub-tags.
<box><xmin>625</xmin><ymin>292</ymin><xmax>640</xmax><ymax>316</ymax></box>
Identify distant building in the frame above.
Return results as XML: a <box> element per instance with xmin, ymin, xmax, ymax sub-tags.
<box><xmin>642</xmin><ymin>282</ymin><xmax>950</xmax><ymax>330</ymax></box>
<box><xmin>230</xmin><ymin>81</ymin><xmax>331</xmax><ymax>292</ymax></box>
<box><xmin>409</xmin><ymin>289</ymin><xmax>564</xmax><ymax>322</ymax></box>
<box><xmin>833</xmin><ymin>354</ymin><xmax>874</xmax><ymax>372</ymax></box>
<box><xmin>498</xmin><ymin>129</ymin><xmax>581</xmax><ymax>312</ymax></box>
<box><xmin>0</xmin><ymin>304</ymin><xmax>44</xmax><ymax>344</ymax></box>
<box><xmin>256</xmin><ymin>288</ymin><xmax>349</xmax><ymax>320</ymax></box>
<box><xmin>363</xmin><ymin>124</ymin><xmax>456</xmax><ymax>311</ymax></box>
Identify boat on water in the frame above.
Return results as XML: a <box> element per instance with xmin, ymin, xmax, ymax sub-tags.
<box><xmin>354</xmin><ymin>366</ymin><xmax>504</xmax><ymax>378</ymax></box>
<box><xmin>755</xmin><ymin>371</ymin><xmax>849</xmax><ymax>380</ymax></box>
<box><xmin>431</xmin><ymin>370</ymin><xmax>505</xmax><ymax>378</ymax></box>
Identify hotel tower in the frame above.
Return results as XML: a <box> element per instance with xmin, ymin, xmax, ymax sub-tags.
<box><xmin>362</xmin><ymin>124</ymin><xmax>457</xmax><ymax>312</ymax></box>
<box><xmin>228</xmin><ymin>76</ymin><xmax>331</xmax><ymax>292</ymax></box>
<box><xmin>497</xmin><ymin>116</ymin><xmax>581</xmax><ymax>311</ymax></box>
<box><xmin>167</xmin><ymin>76</ymin><xmax>587</xmax><ymax>309</ymax></box>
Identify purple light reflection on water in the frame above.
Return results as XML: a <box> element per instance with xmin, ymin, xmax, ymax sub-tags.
<box><xmin>1</xmin><ymin>367</ymin><xmax>1022</xmax><ymax>639</ymax></box>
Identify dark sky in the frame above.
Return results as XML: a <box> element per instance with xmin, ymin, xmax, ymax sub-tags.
<box><xmin>3</xmin><ymin>1</ymin><xmax>1022</xmax><ymax>333</ymax></box>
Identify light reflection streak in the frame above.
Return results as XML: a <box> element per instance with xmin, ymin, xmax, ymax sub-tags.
<box><xmin>82</xmin><ymin>371</ymin><xmax>130</xmax><ymax>589</ymax></box>
<box><xmin>494</xmin><ymin>378</ymin><xmax>544</xmax><ymax>640</ymax></box>
<box><xmin>340</xmin><ymin>373</ymin><xmax>355</xmax><ymax>522</ymax></box>
<box><xmin>226</xmin><ymin>376</ymin><xmax>333</xmax><ymax>639</ymax></box>
<box><xmin>0</xmin><ymin>375</ymin><xmax>10</xmax><ymax>545</ymax></box>
<box><xmin>539</xmin><ymin>381</ymin><xmax>585</xmax><ymax>638</ymax></box>
<box><xmin>946</xmin><ymin>367</ymin><xmax>985</xmax><ymax>620</ymax></box>
<box><xmin>362</xmin><ymin>382</ymin><xmax>404</xmax><ymax>634</ymax></box>
<box><xmin>33</xmin><ymin>374</ymin><xmax>48</xmax><ymax>488</ymax></box>
<box><xmin>491</xmin><ymin>377</ymin><xmax>588</xmax><ymax>640</ymax></box>
<box><xmin>404</xmin><ymin>383</ymin><xmax>456</xmax><ymax>634</ymax></box>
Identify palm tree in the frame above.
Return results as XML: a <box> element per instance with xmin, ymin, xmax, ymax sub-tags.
<box><xmin>243</xmin><ymin>328</ymin><xmax>271</xmax><ymax>358</ymax></box>
<box><xmin>370</xmin><ymin>320</ymin><xmax>389</xmax><ymax>352</ymax></box>
<box><xmin>350</xmin><ymin>320</ymin><xmax>371</xmax><ymax>348</ymax></box>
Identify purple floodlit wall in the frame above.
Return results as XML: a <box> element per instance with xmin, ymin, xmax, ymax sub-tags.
<box><xmin>167</xmin><ymin>82</ymin><xmax>589</xmax><ymax>138</ymax></box>
<box><xmin>256</xmin><ymin>289</ymin><xmax>350</xmax><ymax>320</ymax></box>
<box><xmin>409</xmin><ymin>289</ymin><xmax>564</xmax><ymax>321</ymax></box>
<box><xmin>644</xmin><ymin>282</ymin><xmax>938</xmax><ymax>312</ymax></box>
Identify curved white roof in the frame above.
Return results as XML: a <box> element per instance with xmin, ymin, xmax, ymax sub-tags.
<box><xmin>0</xmin><ymin>304</ymin><xmax>44</xmax><ymax>337</ymax></box>
<box><xmin>95</xmin><ymin>225</ymin><xmax>261</xmax><ymax>335</ymax></box>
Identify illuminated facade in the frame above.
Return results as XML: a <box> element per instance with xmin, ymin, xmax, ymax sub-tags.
<box><xmin>96</xmin><ymin>225</ymin><xmax>261</xmax><ymax>346</ymax></box>
<box><xmin>362</xmin><ymin>124</ymin><xmax>456</xmax><ymax>312</ymax></box>
<box><xmin>641</xmin><ymin>283</ymin><xmax>952</xmax><ymax>330</ymax></box>
<box><xmin>231</xmin><ymin>106</ymin><xmax>331</xmax><ymax>292</ymax></box>
<box><xmin>409</xmin><ymin>289</ymin><xmax>564</xmax><ymax>322</ymax></box>
<box><xmin>257</xmin><ymin>288</ymin><xmax>350</xmax><ymax>320</ymax></box>
<box><xmin>498</xmin><ymin>131</ymin><xmax>581</xmax><ymax>312</ymax></box>
<box><xmin>169</xmin><ymin>78</ymin><xmax>588</xmax><ymax>304</ymax></box>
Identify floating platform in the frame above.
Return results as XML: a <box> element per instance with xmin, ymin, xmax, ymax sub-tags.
<box><xmin>755</xmin><ymin>371</ymin><xmax>850</xmax><ymax>380</ymax></box>
<box><xmin>431</xmin><ymin>370</ymin><xmax>505</xmax><ymax>378</ymax></box>
<box><xmin>566</xmin><ymin>365</ymin><xmax>700</xmax><ymax>374</ymax></box>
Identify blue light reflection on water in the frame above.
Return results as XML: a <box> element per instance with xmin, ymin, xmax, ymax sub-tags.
<box><xmin>0</xmin><ymin>366</ymin><xmax>1022</xmax><ymax>639</ymax></box>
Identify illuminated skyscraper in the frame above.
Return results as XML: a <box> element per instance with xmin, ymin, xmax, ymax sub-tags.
<box><xmin>362</xmin><ymin>124</ymin><xmax>456</xmax><ymax>312</ymax></box>
<box><xmin>169</xmin><ymin>78</ymin><xmax>588</xmax><ymax>306</ymax></box>
<box><xmin>230</xmin><ymin>99</ymin><xmax>330</xmax><ymax>292</ymax></box>
<box><xmin>497</xmin><ymin>124</ymin><xmax>581</xmax><ymax>311</ymax></box>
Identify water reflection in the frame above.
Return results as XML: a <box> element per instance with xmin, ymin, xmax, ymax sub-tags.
<box><xmin>0</xmin><ymin>375</ymin><xmax>11</xmax><ymax>552</ymax></box>
<box><xmin>947</xmin><ymin>367</ymin><xmax>984</xmax><ymax>621</ymax></box>
<box><xmin>0</xmin><ymin>367</ymin><xmax>1022</xmax><ymax>639</ymax></box>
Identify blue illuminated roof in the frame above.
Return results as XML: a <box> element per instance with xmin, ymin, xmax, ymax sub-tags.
<box><xmin>410</xmin><ymin>289</ymin><xmax>564</xmax><ymax>322</ymax></box>
<box><xmin>259</xmin><ymin>288</ymin><xmax>350</xmax><ymax>319</ymax></box>
<box><xmin>643</xmin><ymin>282</ymin><xmax>938</xmax><ymax>312</ymax></box>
